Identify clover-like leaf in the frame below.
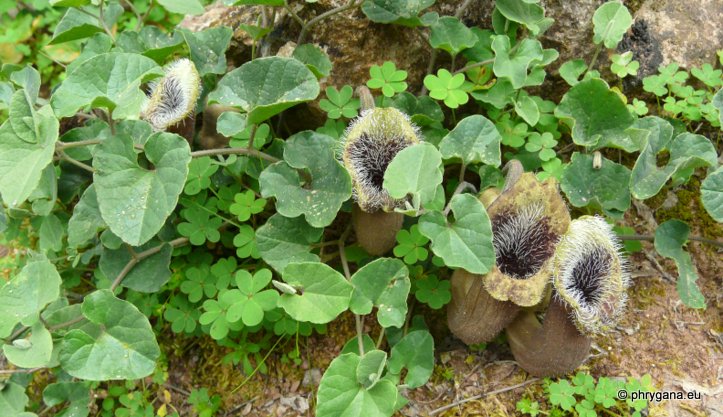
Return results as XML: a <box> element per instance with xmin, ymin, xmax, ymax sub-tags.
<box><xmin>423</xmin><ymin>69</ymin><xmax>469</xmax><ymax>108</ymax></box>
<box><xmin>0</xmin><ymin>92</ymin><xmax>58</xmax><ymax>207</ymax></box>
<box><xmin>655</xmin><ymin>220</ymin><xmax>706</xmax><ymax>309</ymax></box>
<box><xmin>278</xmin><ymin>262</ymin><xmax>352</xmax><ymax>324</ymax></box>
<box><xmin>260</xmin><ymin>131</ymin><xmax>351</xmax><ymax>228</ymax></box>
<box><xmin>319</xmin><ymin>85</ymin><xmax>360</xmax><ymax>119</ymax></box>
<box><xmin>701</xmin><ymin>166</ymin><xmax>723</xmax><ymax>222</ymax></box>
<box><xmin>59</xmin><ymin>289</ymin><xmax>160</xmax><ymax>380</ymax></box>
<box><xmin>226</xmin><ymin>269</ymin><xmax>279</xmax><ymax>326</ymax></box>
<box><xmin>0</xmin><ymin>257</ymin><xmax>61</xmax><ymax>338</ymax></box>
<box><xmin>429</xmin><ymin>17</ymin><xmax>477</xmax><ymax>56</ymax></box>
<box><xmin>256</xmin><ymin>213</ymin><xmax>324</xmax><ymax>273</ymax></box>
<box><xmin>387</xmin><ymin>330</ymin><xmax>434</xmax><ymax>388</ymax></box>
<box><xmin>561</xmin><ymin>152</ymin><xmax>631</xmax><ymax>214</ymax></box>
<box><xmin>439</xmin><ymin>114</ymin><xmax>501</xmax><ymax>166</ymax></box>
<box><xmin>630</xmin><ymin>117</ymin><xmax>717</xmax><ymax>199</ymax></box>
<box><xmin>414</xmin><ymin>275</ymin><xmax>451</xmax><ymax>309</ymax></box>
<box><xmin>383</xmin><ymin>142</ymin><xmax>443</xmax><ymax>211</ymax></box>
<box><xmin>549</xmin><ymin>380</ymin><xmax>577</xmax><ymax>411</ymax></box>
<box><xmin>367</xmin><ymin>61</ymin><xmax>408</xmax><ymax>97</ymax></box>
<box><xmin>208</xmin><ymin>56</ymin><xmax>319</xmax><ymax>124</ymax></box>
<box><xmin>592</xmin><ymin>1</ymin><xmax>633</xmax><ymax>49</ymax></box>
<box><xmin>317</xmin><ymin>353</ymin><xmax>398</xmax><ymax>417</ymax></box>
<box><xmin>350</xmin><ymin>258</ymin><xmax>410</xmax><ymax>328</ymax></box>
<box><xmin>93</xmin><ymin>132</ymin><xmax>191</xmax><ymax>246</ymax></box>
<box><xmin>554</xmin><ymin>78</ymin><xmax>636</xmax><ymax>150</ymax></box>
<box><xmin>51</xmin><ymin>52</ymin><xmax>162</xmax><ymax>119</ymax></box>
<box><xmin>418</xmin><ymin>193</ymin><xmax>495</xmax><ymax>274</ymax></box>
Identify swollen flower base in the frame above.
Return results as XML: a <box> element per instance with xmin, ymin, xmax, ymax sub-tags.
<box><xmin>341</xmin><ymin>106</ymin><xmax>420</xmax><ymax>255</ymax></box>
<box><xmin>448</xmin><ymin>172</ymin><xmax>570</xmax><ymax>345</ymax></box>
<box><xmin>507</xmin><ymin>216</ymin><xmax>630</xmax><ymax>376</ymax></box>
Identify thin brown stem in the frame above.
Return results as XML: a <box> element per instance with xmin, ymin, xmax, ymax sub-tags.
<box><xmin>298</xmin><ymin>0</ymin><xmax>362</xmax><ymax>44</ymax></box>
<box><xmin>110</xmin><ymin>237</ymin><xmax>189</xmax><ymax>291</ymax></box>
<box><xmin>428</xmin><ymin>378</ymin><xmax>540</xmax><ymax>415</ymax></box>
<box><xmin>58</xmin><ymin>151</ymin><xmax>95</xmax><ymax>173</ymax></box>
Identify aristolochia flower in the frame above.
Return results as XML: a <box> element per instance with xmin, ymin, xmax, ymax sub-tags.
<box><xmin>482</xmin><ymin>173</ymin><xmax>571</xmax><ymax>307</ymax></box>
<box><xmin>552</xmin><ymin>215</ymin><xmax>630</xmax><ymax>335</ymax></box>
<box><xmin>341</xmin><ymin>108</ymin><xmax>420</xmax><ymax>212</ymax></box>
<box><xmin>141</xmin><ymin>58</ymin><xmax>201</xmax><ymax>131</ymax></box>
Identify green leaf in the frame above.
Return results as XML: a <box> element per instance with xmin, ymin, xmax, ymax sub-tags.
<box><xmin>356</xmin><ymin>350</ymin><xmax>387</xmax><ymax>389</ymax></box>
<box><xmin>68</xmin><ymin>185</ymin><xmax>106</xmax><ymax>248</ymax></box>
<box><xmin>59</xmin><ymin>289</ymin><xmax>161</xmax><ymax>380</ymax></box>
<box><xmin>495</xmin><ymin>0</ymin><xmax>549</xmax><ymax>35</ymax></box>
<box><xmin>49</xmin><ymin>8</ymin><xmax>103</xmax><ymax>45</ymax></box>
<box><xmin>438</xmin><ymin>115</ymin><xmax>501</xmax><ymax>166</ymax></box>
<box><xmin>50</xmin><ymin>0</ymin><xmax>91</xmax><ymax>6</ymax></box>
<box><xmin>0</xmin><ymin>382</ymin><xmax>29</xmax><ymax>416</ymax></box>
<box><xmin>208</xmin><ymin>57</ymin><xmax>319</xmax><ymax>124</ymax></box>
<box><xmin>99</xmin><ymin>242</ymin><xmax>173</xmax><ymax>293</ymax></box>
<box><xmin>361</xmin><ymin>0</ymin><xmax>434</xmax><ymax>24</ymax></box>
<box><xmin>3</xmin><ymin>322</ymin><xmax>52</xmax><ymax>368</ymax></box>
<box><xmin>260</xmin><ymin>131</ymin><xmax>351</xmax><ymax>227</ymax></box>
<box><xmin>654</xmin><ymin>220</ymin><xmax>706</xmax><ymax>309</ymax></box>
<box><xmin>514</xmin><ymin>95</ymin><xmax>540</xmax><ymax>126</ymax></box>
<box><xmin>115</xmin><ymin>26</ymin><xmax>184</xmax><ymax>62</ymax></box>
<box><xmin>256</xmin><ymin>213</ymin><xmax>323</xmax><ymax>273</ymax></box>
<box><xmin>216</xmin><ymin>111</ymin><xmax>247</xmax><ymax>137</ymax></box>
<box><xmin>51</xmin><ymin>52</ymin><xmax>162</xmax><ymax>119</ymax></box>
<box><xmin>418</xmin><ymin>193</ymin><xmax>495</xmax><ymax>274</ymax></box>
<box><xmin>0</xmin><ymin>93</ymin><xmax>58</xmax><ymax>207</ymax></box>
<box><xmin>278</xmin><ymin>262</ymin><xmax>352</xmax><ymax>324</ymax></box>
<box><xmin>559</xmin><ymin>59</ymin><xmax>587</xmax><ymax>86</ymax></box>
<box><xmin>38</xmin><ymin>214</ymin><xmax>65</xmax><ymax>254</ymax></box>
<box><xmin>554</xmin><ymin>78</ymin><xmax>636</xmax><ymax>150</ymax></box>
<box><xmin>561</xmin><ymin>152</ymin><xmax>631</xmax><ymax>213</ymax></box>
<box><xmin>93</xmin><ymin>132</ymin><xmax>191</xmax><ymax>246</ymax></box>
<box><xmin>293</xmin><ymin>44</ymin><xmax>332</xmax><ymax>78</ymax></box>
<box><xmin>429</xmin><ymin>17</ymin><xmax>477</xmax><ymax>56</ymax></box>
<box><xmin>701</xmin><ymin>166</ymin><xmax>723</xmax><ymax>222</ymax></box>
<box><xmin>43</xmin><ymin>382</ymin><xmax>90</xmax><ymax>409</ymax></box>
<box><xmin>367</xmin><ymin>61</ymin><xmax>408</xmax><ymax>98</ymax></box>
<box><xmin>630</xmin><ymin>117</ymin><xmax>717</xmax><ymax>199</ymax></box>
<box><xmin>317</xmin><ymin>353</ymin><xmax>397</xmax><ymax>417</ymax></box>
<box><xmin>592</xmin><ymin>1</ymin><xmax>632</xmax><ymax>49</ymax></box>
<box><xmin>491</xmin><ymin>36</ymin><xmax>544</xmax><ymax>89</ymax></box>
<box><xmin>9</xmin><ymin>66</ymin><xmax>40</xmax><ymax>104</ymax></box>
<box><xmin>157</xmin><ymin>0</ymin><xmax>205</xmax><ymax>15</ymax></box>
<box><xmin>423</xmin><ymin>69</ymin><xmax>468</xmax><ymax>108</ymax></box>
<box><xmin>387</xmin><ymin>330</ymin><xmax>434</xmax><ymax>388</ymax></box>
<box><xmin>0</xmin><ymin>257</ymin><xmax>61</xmax><ymax>337</ymax></box>
<box><xmin>382</xmin><ymin>142</ymin><xmax>443</xmax><ymax>211</ymax></box>
<box><xmin>712</xmin><ymin>88</ymin><xmax>723</xmax><ymax>126</ymax></box>
<box><xmin>349</xmin><ymin>258</ymin><xmax>410</xmax><ymax>328</ymax></box>
<box><xmin>178</xmin><ymin>27</ymin><xmax>233</xmax><ymax>76</ymax></box>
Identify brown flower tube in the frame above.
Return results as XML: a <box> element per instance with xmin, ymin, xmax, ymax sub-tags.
<box><xmin>341</xmin><ymin>87</ymin><xmax>419</xmax><ymax>255</ymax></box>
<box><xmin>448</xmin><ymin>166</ymin><xmax>570</xmax><ymax>345</ymax></box>
<box><xmin>506</xmin><ymin>216</ymin><xmax>630</xmax><ymax>377</ymax></box>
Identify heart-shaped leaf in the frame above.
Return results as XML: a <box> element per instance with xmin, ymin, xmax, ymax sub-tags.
<box><xmin>260</xmin><ymin>131</ymin><xmax>351</xmax><ymax>228</ymax></box>
<box><xmin>592</xmin><ymin>1</ymin><xmax>632</xmax><ymax>49</ymax></box>
<box><xmin>438</xmin><ymin>114</ymin><xmax>501</xmax><ymax>166</ymax></box>
<box><xmin>178</xmin><ymin>27</ymin><xmax>233</xmax><ymax>76</ymax></box>
<box><xmin>50</xmin><ymin>8</ymin><xmax>103</xmax><ymax>45</ymax></box>
<box><xmin>356</xmin><ymin>350</ymin><xmax>387</xmax><ymax>389</ymax></box>
<box><xmin>51</xmin><ymin>52</ymin><xmax>162</xmax><ymax>119</ymax></box>
<box><xmin>561</xmin><ymin>152</ymin><xmax>631</xmax><ymax>214</ymax></box>
<box><xmin>350</xmin><ymin>258</ymin><xmax>410</xmax><ymax>328</ymax></box>
<box><xmin>67</xmin><ymin>185</ymin><xmax>106</xmax><ymax>248</ymax></box>
<box><xmin>0</xmin><ymin>257</ymin><xmax>61</xmax><ymax>338</ymax></box>
<box><xmin>93</xmin><ymin>132</ymin><xmax>191</xmax><ymax>246</ymax></box>
<box><xmin>654</xmin><ymin>220</ymin><xmax>706</xmax><ymax>309</ymax></box>
<box><xmin>317</xmin><ymin>353</ymin><xmax>398</xmax><ymax>417</ymax></box>
<box><xmin>0</xmin><ymin>92</ymin><xmax>58</xmax><ymax>207</ymax></box>
<box><xmin>387</xmin><ymin>330</ymin><xmax>434</xmax><ymax>388</ymax></box>
<box><xmin>59</xmin><ymin>289</ymin><xmax>160</xmax><ymax>380</ymax></box>
<box><xmin>418</xmin><ymin>193</ymin><xmax>495</xmax><ymax>274</ymax></box>
<box><xmin>256</xmin><ymin>213</ymin><xmax>324</xmax><ymax>273</ymax></box>
<box><xmin>208</xmin><ymin>56</ymin><xmax>319</xmax><ymax>124</ymax></box>
<box><xmin>701</xmin><ymin>166</ymin><xmax>723</xmax><ymax>222</ymax></box>
<box><xmin>555</xmin><ymin>78</ymin><xmax>636</xmax><ymax>151</ymax></box>
<box><xmin>491</xmin><ymin>36</ymin><xmax>544</xmax><ymax>89</ymax></box>
<box><xmin>277</xmin><ymin>262</ymin><xmax>352</xmax><ymax>324</ymax></box>
<box><xmin>383</xmin><ymin>142</ymin><xmax>443</xmax><ymax>211</ymax></box>
<box><xmin>3</xmin><ymin>322</ymin><xmax>53</xmax><ymax>368</ymax></box>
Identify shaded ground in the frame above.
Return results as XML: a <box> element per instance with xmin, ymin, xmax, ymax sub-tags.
<box><xmin>161</xmin><ymin>191</ymin><xmax>722</xmax><ymax>417</ymax></box>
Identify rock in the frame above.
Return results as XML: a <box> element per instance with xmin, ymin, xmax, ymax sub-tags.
<box><xmin>302</xmin><ymin>368</ymin><xmax>321</xmax><ymax>387</ymax></box>
<box><xmin>620</xmin><ymin>0</ymin><xmax>723</xmax><ymax>89</ymax></box>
